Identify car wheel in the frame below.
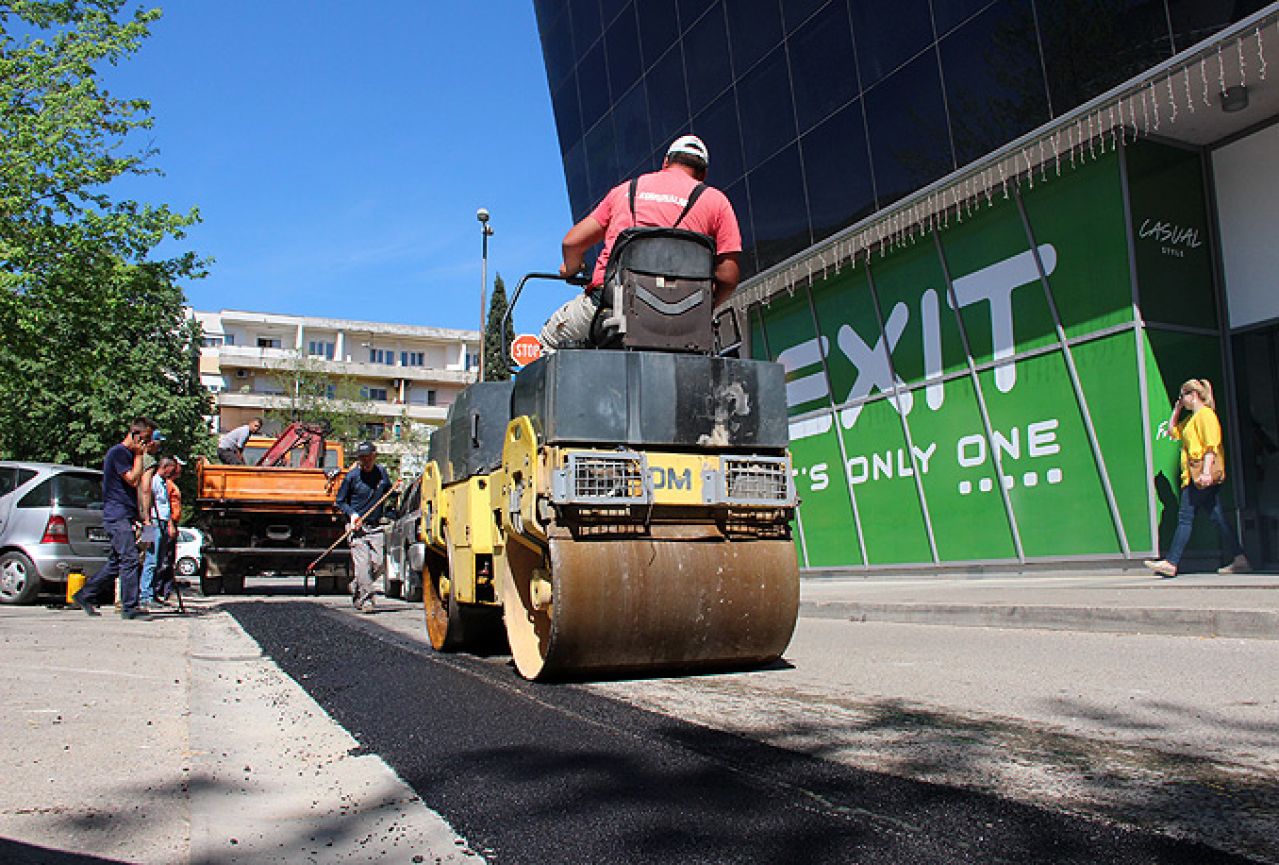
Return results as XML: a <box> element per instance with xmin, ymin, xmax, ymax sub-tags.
<box><xmin>176</xmin><ymin>557</ymin><xmax>199</xmax><ymax>577</ymax></box>
<box><xmin>0</xmin><ymin>551</ymin><xmax>43</xmax><ymax>605</ymax></box>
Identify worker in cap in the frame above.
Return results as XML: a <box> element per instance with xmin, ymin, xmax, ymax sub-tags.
<box><xmin>336</xmin><ymin>440</ymin><xmax>392</xmax><ymax>612</ymax></box>
<box><xmin>541</xmin><ymin>134</ymin><xmax>742</xmax><ymax>351</ymax></box>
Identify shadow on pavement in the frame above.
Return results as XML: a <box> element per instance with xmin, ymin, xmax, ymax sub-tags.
<box><xmin>0</xmin><ymin>838</ymin><xmax>130</xmax><ymax>865</ymax></box>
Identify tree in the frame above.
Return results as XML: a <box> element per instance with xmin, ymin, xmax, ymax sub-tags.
<box><xmin>482</xmin><ymin>273</ymin><xmax>515</xmax><ymax>381</ymax></box>
<box><xmin>265</xmin><ymin>352</ymin><xmax>373</xmax><ymax>456</ymax></box>
<box><xmin>0</xmin><ymin>1</ymin><xmax>207</xmax><ymax>465</ymax></box>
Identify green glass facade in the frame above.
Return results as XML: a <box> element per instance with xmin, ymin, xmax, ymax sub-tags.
<box><xmin>752</xmin><ymin>140</ymin><xmax>1229</xmax><ymax>570</ymax></box>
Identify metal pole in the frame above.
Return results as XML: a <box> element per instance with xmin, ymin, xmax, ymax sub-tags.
<box><xmin>477</xmin><ymin>208</ymin><xmax>492</xmax><ymax>382</ymax></box>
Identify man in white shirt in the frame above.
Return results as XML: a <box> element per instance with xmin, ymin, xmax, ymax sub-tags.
<box><xmin>217</xmin><ymin>417</ymin><xmax>262</xmax><ymax>465</ymax></box>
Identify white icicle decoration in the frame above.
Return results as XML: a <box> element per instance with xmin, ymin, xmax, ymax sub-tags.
<box><xmin>1167</xmin><ymin>74</ymin><xmax>1177</xmax><ymax>123</ymax></box>
<box><xmin>1184</xmin><ymin>66</ymin><xmax>1194</xmax><ymax>113</ymax></box>
<box><xmin>1259</xmin><ymin>25</ymin><xmax>1267</xmax><ymax>80</ymax></box>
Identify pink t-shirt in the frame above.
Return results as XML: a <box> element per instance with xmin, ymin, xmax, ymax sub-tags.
<box><xmin>587</xmin><ymin>167</ymin><xmax>742</xmax><ymax>288</ymax></box>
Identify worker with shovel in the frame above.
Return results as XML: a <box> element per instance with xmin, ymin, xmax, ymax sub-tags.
<box><xmin>336</xmin><ymin>441</ymin><xmax>392</xmax><ymax>612</ymax></box>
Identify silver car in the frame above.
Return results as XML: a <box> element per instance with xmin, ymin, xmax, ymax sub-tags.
<box><xmin>0</xmin><ymin>462</ymin><xmax>110</xmax><ymax>604</ymax></box>
<box><xmin>383</xmin><ymin>475</ymin><xmax>424</xmax><ymax>601</ymax></box>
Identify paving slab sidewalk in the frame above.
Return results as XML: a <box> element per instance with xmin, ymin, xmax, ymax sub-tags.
<box><xmin>800</xmin><ymin>571</ymin><xmax>1279</xmax><ymax>638</ymax></box>
<box><xmin>0</xmin><ymin>598</ymin><xmax>481</xmax><ymax>865</ymax></box>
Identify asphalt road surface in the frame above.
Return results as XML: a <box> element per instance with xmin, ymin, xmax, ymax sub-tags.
<box><xmin>226</xmin><ymin>601</ymin><xmax>1260</xmax><ymax>865</ymax></box>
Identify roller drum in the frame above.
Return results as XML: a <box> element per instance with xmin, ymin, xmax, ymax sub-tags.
<box><xmin>501</xmin><ymin>530</ymin><xmax>799</xmax><ymax>680</ymax></box>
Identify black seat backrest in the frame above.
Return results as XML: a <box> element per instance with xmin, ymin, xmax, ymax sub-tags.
<box><xmin>597</xmin><ymin>227</ymin><xmax>716</xmax><ymax>354</ymax></box>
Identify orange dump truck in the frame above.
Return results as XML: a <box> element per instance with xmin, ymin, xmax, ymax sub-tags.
<box><xmin>194</xmin><ymin>435</ymin><xmax>349</xmax><ymax>594</ymax></box>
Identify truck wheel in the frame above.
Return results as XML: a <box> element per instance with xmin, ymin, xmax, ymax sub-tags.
<box><xmin>0</xmin><ymin>551</ymin><xmax>43</xmax><ymax>605</ymax></box>
<box><xmin>223</xmin><ymin>574</ymin><xmax>246</xmax><ymax>595</ymax></box>
<box><xmin>199</xmin><ymin>574</ymin><xmax>224</xmax><ymax>596</ymax></box>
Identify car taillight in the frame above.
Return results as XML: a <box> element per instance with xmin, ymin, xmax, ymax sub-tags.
<box><xmin>41</xmin><ymin>515</ymin><xmax>69</xmax><ymax>544</ymax></box>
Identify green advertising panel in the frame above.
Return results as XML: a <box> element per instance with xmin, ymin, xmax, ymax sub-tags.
<box><xmin>756</xmin><ymin>141</ymin><xmax>1226</xmax><ymax>570</ymax></box>
<box><xmin>902</xmin><ymin>374</ymin><xmax>1018</xmax><ymax>562</ymax></box>
<box><xmin>978</xmin><ymin>349</ymin><xmax>1123</xmax><ymax>558</ymax></box>
<box><xmin>788</xmin><ymin>418</ymin><xmax>864</xmax><ymax>568</ymax></box>
<box><xmin>937</xmin><ymin>194</ymin><xmax>1062</xmax><ymax>372</ymax></box>
<box><xmin>1018</xmin><ymin>151</ymin><xmax>1135</xmax><ymax>338</ymax></box>
<box><xmin>1072</xmin><ymin>330</ymin><xmax>1155</xmax><ymax>553</ymax></box>
<box><xmin>838</xmin><ymin>394</ymin><xmax>933</xmax><ymax>565</ymax></box>
<box><xmin>1125</xmin><ymin>141</ymin><xmax>1216</xmax><ymax>330</ymax></box>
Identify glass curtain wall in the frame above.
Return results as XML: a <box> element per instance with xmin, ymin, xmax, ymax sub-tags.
<box><xmin>534</xmin><ymin>0</ymin><xmax>1267</xmax><ymax>281</ymax></box>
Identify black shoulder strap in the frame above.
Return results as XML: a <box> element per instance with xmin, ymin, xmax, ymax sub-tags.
<box><xmin>673</xmin><ymin>183</ymin><xmax>706</xmax><ymax>228</ymax></box>
<box><xmin>629</xmin><ymin>178</ymin><xmax>706</xmax><ymax>228</ymax></box>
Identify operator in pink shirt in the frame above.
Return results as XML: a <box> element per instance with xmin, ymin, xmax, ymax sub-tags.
<box><xmin>542</xmin><ymin>135</ymin><xmax>742</xmax><ymax>350</ymax></box>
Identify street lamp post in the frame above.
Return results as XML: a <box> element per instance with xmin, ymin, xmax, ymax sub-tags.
<box><xmin>477</xmin><ymin>208</ymin><xmax>494</xmax><ymax>381</ymax></box>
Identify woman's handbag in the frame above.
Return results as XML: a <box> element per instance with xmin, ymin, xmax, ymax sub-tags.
<box><xmin>1188</xmin><ymin>451</ymin><xmax>1226</xmax><ymax>488</ymax></box>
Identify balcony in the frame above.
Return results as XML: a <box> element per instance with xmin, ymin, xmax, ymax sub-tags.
<box><xmin>215</xmin><ymin>345</ymin><xmax>476</xmax><ymax>386</ymax></box>
<box><xmin>216</xmin><ymin>391</ymin><xmax>449</xmax><ymax>424</ymax></box>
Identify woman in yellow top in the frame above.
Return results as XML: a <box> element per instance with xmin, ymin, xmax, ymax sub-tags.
<box><xmin>1144</xmin><ymin>378</ymin><xmax>1250</xmax><ymax>578</ymax></box>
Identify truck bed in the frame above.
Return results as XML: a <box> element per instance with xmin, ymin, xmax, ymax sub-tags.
<box><xmin>196</xmin><ymin>461</ymin><xmax>340</xmax><ymax>510</ymax></box>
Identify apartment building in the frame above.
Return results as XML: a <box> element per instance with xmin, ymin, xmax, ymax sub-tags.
<box><xmin>192</xmin><ymin>309</ymin><xmax>480</xmax><ymax>448</ymax></box>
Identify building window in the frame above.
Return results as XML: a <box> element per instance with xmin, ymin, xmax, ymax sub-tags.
<box><xmin>361</xmin><ymin>386</ymin><xmax>388</xmax><ymax>402</ymax></box>
<box><xmin>427</xmin><ymin>389</ymin><xmax>436</xmax><ymax>407</ymax></box>
<box><xmin>204</xmin><ymin>383</ymin><xmax>222</xmax><ymax>394</ymax></box>
<box><xmin>325</xmin><ymin>384</ymin><xmax>336</xmax><ymax>400</ymax></box>
<box><xmin>257</xmin><ymin>337</ymin><xmax>281</xmax><ymax>349</ymax></box>
<box><xmin>201</xmin><ymin>335</ymin><xmax>224</xmax><ymax>347</ymax></box>
<box><xmin>465</xmin><ymin>352</ymin><xmax>480</xmax><ymax>370</ymax></box>
<box><xmin>368</xmin><ymin>348</ymin><xmax>392</xmax><ymax>365</ymax></box>
<box><xmin>223</xmin><ymin>333</ymin><xmax>235</xmax><ymax>346</ymax></box>
<box><xmin>308</xmin><ymin>340</ymin><xmax>335</xmax><ymax>360</ymax></box>
<box><xmin>363</xmin><ymin>422</ymin><xmax>385</xmax><ymax>440</ymax></box>
<box><xmin>401</xmin><ymin>350</ymin><xmax>424</xmax><ymax>367</ymax></box>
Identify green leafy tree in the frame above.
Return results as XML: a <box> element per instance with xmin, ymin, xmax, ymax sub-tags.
<box><xmin>482</xmin><ymin>272</ymin><xmax>515</xmax><ymax>381</ymax></box>
<box><xmin>265</xmin><ymin>352</ymin><xmax>373</xmax><ymax>459</ymax></box>
<box><xmin>0</xmin><ymin>1</ymin><xmax>207</xmax><ymax>466</ymax></box>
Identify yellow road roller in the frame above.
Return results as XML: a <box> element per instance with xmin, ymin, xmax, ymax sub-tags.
<box><xmin>417</xmin><ymin>229</ymin><xmax>799</xmax><ymax>680</ymax></box>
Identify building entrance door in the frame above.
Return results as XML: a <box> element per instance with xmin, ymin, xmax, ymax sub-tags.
<box><xmin>1232</xmin><ymin>324</ymin><xmax>1279</xmax><ymax>568</ymax></box>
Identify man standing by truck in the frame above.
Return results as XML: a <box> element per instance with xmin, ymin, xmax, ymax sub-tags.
<box><xmin>336</xmin><ymin>441</ymin><xmax>392</xmax><ymax>612</ymax></box>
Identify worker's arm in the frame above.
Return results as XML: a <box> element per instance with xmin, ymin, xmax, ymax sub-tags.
<box><xmin>122</xmin><ymin>450</ymin><xmax>145</xmax><ymax>491</ymax></box>
<box><xmin>712</xmin><ymin>253</ymin><xmax>740</xmax><ymax>307</ymax></box>
<box><xmin>560</xmin><ymin>216</ymin><xmax>606</xmax><ymax>279</ymax></box>
<box><xmin>137</xmin><ymin>467</ymin><xmax>156</xmax><ymax>521</ymax></box>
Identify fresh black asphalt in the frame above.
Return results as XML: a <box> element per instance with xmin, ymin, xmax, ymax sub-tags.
<box><xmin>226</xmin><ymin>601</ymin><xmax>1258</xmax><ymax>865</ymax></box>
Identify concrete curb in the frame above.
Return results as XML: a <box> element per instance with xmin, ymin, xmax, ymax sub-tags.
<box><xmin>800</xmin><ymin>601</ymin><xmax>1279</xmax><ymax>640</ymax></box>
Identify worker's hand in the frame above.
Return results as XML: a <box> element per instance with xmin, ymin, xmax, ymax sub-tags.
<box><xmin>349</xmin><ymin>515</ymin><xmax>363</xmax><ymax>533</ymax></box>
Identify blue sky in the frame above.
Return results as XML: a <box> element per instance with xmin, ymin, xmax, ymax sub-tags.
<box><xmin>105</xmin><ymin>2</ymin><xmax>574</xmax><ymax>336</ymax></box>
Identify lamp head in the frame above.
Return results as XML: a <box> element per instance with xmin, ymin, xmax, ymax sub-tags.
<box><xmin>476</xmin><ymin>208</ymin><xmax>490</xmax><ymax>224</ymax></box>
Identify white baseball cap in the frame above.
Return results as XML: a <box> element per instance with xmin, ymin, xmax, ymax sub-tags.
<box><xmin>667</xmin><ymin>134</ymin><xmax>709</xmax><ymax>166</ymax></box>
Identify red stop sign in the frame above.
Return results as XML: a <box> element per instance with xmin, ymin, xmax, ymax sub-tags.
<box><xmin>510</xmin><ymin>334</ymin><xmax>543</xmax><ymax>367</ymax></box>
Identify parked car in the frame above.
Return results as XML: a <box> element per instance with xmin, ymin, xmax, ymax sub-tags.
<box><xmin>0</xmin><ymin>462</ymin><xmax>110</xmax><ymax>605</ymax></box>
<box><xmin>383</xmin><ymin>475</ymin><xmax>424</xmax><ymax>601</ymax></box>
<box><xmin>174</xmin><ymin>526</ymin><xmax>205</xmax><ymax>578</ymax></box>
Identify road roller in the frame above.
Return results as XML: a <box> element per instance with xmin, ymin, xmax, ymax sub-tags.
<box><xmin>417</xmin><ymin>225</ymin><xmax>800</xmax><ymax>680</ymax></box>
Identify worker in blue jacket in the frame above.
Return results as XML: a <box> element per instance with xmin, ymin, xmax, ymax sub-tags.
<box><xmin>336</xmin><ymin>440</ymin><xmax>392</xmax><ymax>612</ymax></box>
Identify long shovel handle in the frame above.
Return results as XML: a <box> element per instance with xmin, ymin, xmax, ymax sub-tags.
<box><xmin>305</xmin><ymin>478</ymin><xmax>402</xmax><ymax>576</ymax></box>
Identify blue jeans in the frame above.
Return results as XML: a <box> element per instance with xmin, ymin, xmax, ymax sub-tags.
<box><xmin>139</xmin><ymin>526</ymin><xmax>159</xmax><ymax>602</ymax></box>
<box><xmin>82</xmin><ymin>518</ymin><xmax>141</xmax><ymax>611</ymax></box>
<box><xmin>1165</xmin><ymin>484</ymin><xmax>1243</xmax><ymax>567</ymax></box>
